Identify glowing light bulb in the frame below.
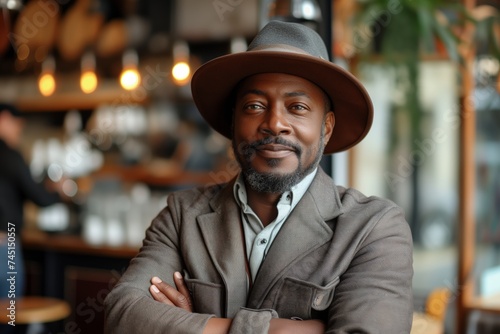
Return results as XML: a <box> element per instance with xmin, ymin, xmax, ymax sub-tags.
<box><xmin>39</xmin><ymin>72</ymin><xmax>56</xmax><ymax>97</ymax></box>
<box><xmin>80</xmin><ymin>52</ymin><xmax>98</xmax><ymax>94</ymax></box>
<box><xmin>120</xmin><ymin>68</ymin><xmax>141</xmax><ymax>91</ymax></box>
<box><xmin>172</xmin><ymin>61</ymin><xmax>191</xmax><ymax>84</ymax></box>
<box><xmin>80</xmin><ymin>70</ymin><xmax>98</xmax><ymax>94</ymax></box>
<box><xmin>120</xmin><ymin>49</ymin><xmax>141</xmax><ymax>91</ymax></box>
<box><xmin>171</xmin><ymin>41</ymin><xmax>191</xmax><ymax>86</ymax></box>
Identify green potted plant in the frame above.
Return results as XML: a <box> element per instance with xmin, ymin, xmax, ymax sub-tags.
<box><xmin>352</xmin><ymin>0</ymin><xmax>470</xmax><ymax>243</ymax></box>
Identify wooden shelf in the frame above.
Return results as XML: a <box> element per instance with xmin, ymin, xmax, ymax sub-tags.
<box><xmin>0</xmin><ymin>76</ymin><xmax>148</xmax><ymax>112</ymax></box>
<box><xmin>14</xmin><ymin>85</ymin><xmax>148</xmax><ymax>112</ymax></box>
<box><xmin>92</xmin><ymin>162</ymin><xmax>223</xmax><ymax>187</ymax></box>
<box><xmin>22</xmin><ymin>229</ymin><xmax>139</xmax><ymax>259</ymax></box>
<box><xmin>466</xmin><ymin>294</ymin><xmax>500</xmax><ymax>315</ymax></box>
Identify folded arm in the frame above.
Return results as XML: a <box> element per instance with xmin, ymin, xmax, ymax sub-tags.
<box><xmin>104</xmin><ymin>206</ymin><xmax>215</xmax><ymax>334</ymax></box>
<box><xmin>149</xmin><ymin>272</ymin><xmax>325</xmax><ymax>334</ymax></box>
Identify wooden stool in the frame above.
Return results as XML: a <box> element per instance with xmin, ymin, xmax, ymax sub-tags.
<box><xmin>0</xmin><ymin>296</ymin><xmax>70</xmax><ymax>325</ymax></box>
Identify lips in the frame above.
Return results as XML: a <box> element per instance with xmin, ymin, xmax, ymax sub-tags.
<box><xmin>256</xmin><ymin>144</ymin><xmax>296</xmax><ymax>159</ymax></box>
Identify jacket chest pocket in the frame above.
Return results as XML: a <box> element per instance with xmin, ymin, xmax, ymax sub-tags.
<box><xmin>184</xmin><ymin>278</ymin><xmax>224</xmax><ymax>317</ymax></box>
<box><xmin>273</xmin><ymin>276</ymin><xmax>340</xmax><ymax>320</ymax></box>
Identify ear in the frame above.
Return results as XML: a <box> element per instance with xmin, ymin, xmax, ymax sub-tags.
<box><xmin>323</xmin><ymin>111</ymin><xmax>335</xmax><ymax>144</ymax></box>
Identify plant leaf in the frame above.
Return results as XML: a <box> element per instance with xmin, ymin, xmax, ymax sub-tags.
<box><xmin>432</xmin><ymin>15</ymin><xmax>463</xmax><ymax>64</ymax></box>
<box><xmin>417</xmin><ymin>6</ymin><xmax>437</xmax><ymax>53</ymax></box>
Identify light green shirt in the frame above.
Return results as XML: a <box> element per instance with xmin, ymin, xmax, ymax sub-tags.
<box><xmin>233</xmin><ymin>169</ymin><xmax>318</xmax><ymax>283</ymax></box>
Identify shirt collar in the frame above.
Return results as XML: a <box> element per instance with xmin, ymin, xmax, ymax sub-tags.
<box><xmin>233</xmin><ymin>168</ymin><xmax>318</xmax><ymax>211</ymax></box>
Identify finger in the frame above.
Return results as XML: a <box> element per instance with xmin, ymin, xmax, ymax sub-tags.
<box><xmin>173</xmin><ymin>272</ymin><xmax>193</xmax><ymax>312</ymax></box>
<box><xmin>149</xmin><ymin>283</ymin><xmax>175</xmax><ymax>306</ymax></box>
<box><xmin>151</xmin><ymin>276</ymin><xmax>192</xmax><ymax>311</ymax></box>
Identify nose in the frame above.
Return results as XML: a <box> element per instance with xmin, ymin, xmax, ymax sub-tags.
<box><xmin>259</xmin><ymin>106</ymin><xmax>292</xmax><ymax>136</ymax></box>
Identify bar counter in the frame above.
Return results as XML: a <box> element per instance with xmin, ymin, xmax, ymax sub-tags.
<box><xmin>21</xmin><ymin>228</ymin><xmax>138</xmax><ymax>333</ymax></box>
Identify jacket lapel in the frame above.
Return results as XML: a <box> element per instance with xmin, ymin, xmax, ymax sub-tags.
<box><xmin>247</xmin><ymin>169</ymin><xmax>344</xmax><ymax>307</ymax></box>
<box><xmin>196</xmin><ymin>181</ymin><xmax>248</xmax><ymax>318</ymax></box>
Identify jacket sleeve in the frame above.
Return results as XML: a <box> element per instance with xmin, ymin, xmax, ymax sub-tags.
<box><xmin>104</xmin><ymin>198</ymin><xmax>214</xmax><ymax>334</ymax></box>
<box><xmin>12</xmin><ymin>150</ymin><xmax>61</xmax><ymax>207</ymax></box>
<box><xmin>326</xmin><ymin>206</ymin><xmax>414</xmax><ymax>334</ymax></box>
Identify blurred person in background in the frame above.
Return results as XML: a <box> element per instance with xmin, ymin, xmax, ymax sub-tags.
<box><xmin>0</xmin><ymin>103</ymin><xmax>65</xmax><ymax>311</ymax></box>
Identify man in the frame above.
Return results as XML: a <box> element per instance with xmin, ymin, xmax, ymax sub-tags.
<box><xmin>0</xmin><ymin>104</ymin><xmax>64</xmax><ymax>237</ymax></box>
<box><xmin>0</xmin><ymin>103</ymin><xmax>64</xmax><ymax>334</ymax></box>
<box><xmin>105</xmin><ymin>21</ymin><xmax>413</xmax><ymax>333</ymax></box>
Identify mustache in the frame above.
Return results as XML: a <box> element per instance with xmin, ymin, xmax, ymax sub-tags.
<box><xmin>238</xmin><ymin>136</ymin><xmax>301</xmax><ymax>157</ymax></box>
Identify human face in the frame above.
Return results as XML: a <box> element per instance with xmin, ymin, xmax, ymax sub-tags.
<box><xmin>0</xmin><ymin>111</ymin><xmax>24</xmax><ymax>148</ymax></box>
<box><xmin>232</xmin><ymin>73</ymin><xmax>335</xmax><ymax>193</ymax></box>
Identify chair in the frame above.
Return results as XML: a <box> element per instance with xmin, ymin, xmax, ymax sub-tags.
<box><xmin>425</xmin><ymin>287</ymin><xmax>452</xmax><ymax>323</ymax></box>
<box><xmin>411</xmin><ymin>287</ymin><xmax>451</xmax><ymax>334</ymax></box>
<box><xmin>0</xmin><ymin>296</ymin><xmax>70</xmax><ymax>329</ymax></box>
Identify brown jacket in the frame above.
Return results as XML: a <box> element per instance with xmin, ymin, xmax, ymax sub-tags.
<box><xmin>104</xmin><ymin>168</ymin><xmax>413</xmax><ymax>333</ymax></box>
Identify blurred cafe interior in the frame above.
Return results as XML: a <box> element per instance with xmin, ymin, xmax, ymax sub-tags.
<box><xmin>0</xmin><ymin>0</ymin><xmax>499</xmax><ymax>333</ymax></box>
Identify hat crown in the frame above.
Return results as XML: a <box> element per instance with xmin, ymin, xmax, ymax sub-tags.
<box><xmin>248</xmin><ymin>21</ymin><xmax>329</xmax><ymax>61</ymax></box>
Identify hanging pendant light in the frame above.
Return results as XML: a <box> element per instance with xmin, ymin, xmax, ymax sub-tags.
<box><xmin>0</xmin><ymin>0</ymin><xmax>23</xmax><ymax>10</ymax></box>
<box><xmin>171</xmin><ymin>41</ymin><xmax>191</xmax><ymax>86</ymax></box>
<box><xmin>80</xmin><ymin>51</ymin><xmax>98</xmax><ymax>94</ymax></box>
<box><xmin>38</xmin><ymin>55</ymin><xmax>56</xmax><ymax>97</ymax></box>
<box><xmin>120</xmin><ymin>49</ymin><xmax>141</xmax><ymax>91</ymax></box>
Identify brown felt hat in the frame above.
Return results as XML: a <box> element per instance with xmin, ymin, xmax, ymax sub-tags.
<box><xmin>191</xmin><ymin>20</ymin><xmax>373</xmax><ymax>154</ymax></box>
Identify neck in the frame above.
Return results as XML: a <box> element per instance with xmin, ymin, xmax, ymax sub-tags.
<box><xmin>246</xmin><ymin>186</ymin><xmax>281</xmax><ymax>227</ymax></box>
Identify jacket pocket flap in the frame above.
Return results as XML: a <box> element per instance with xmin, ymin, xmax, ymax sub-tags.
<box><xmin>311</xmin><ymin>276</ymin><xmax>340</xmax><ymax>311</ymax></box>
<box><xmin>275</xmin><ymin>276</ymin><xmax>340</xmax><ymax>318</ymax></box>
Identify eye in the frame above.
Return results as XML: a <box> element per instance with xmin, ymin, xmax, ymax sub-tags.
<box><xmin>289</xmin><ymin>103</ymin><xmax>309</xmax><ymax>113</ymax></box>
<box><xmin>243</xmin><ymin>103</ymin><xmax>265</xmax><ymax>113</ymax></box>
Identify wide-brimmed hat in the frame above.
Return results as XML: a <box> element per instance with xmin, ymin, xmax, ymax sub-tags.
<box><xmin>191</xmin><ymin>20</ymin><xmax>373</xmax><ymax>154</ymax></box>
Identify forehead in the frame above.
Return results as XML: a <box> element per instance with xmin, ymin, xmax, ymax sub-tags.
<box><xmin>236</xmin><ymin>73</ymin><xmax>325</xmax><ymax>97</ymax></box>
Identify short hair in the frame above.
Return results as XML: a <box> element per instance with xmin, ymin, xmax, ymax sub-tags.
<box><xmin>0</xmin><ymin>103</ymin><xmax>23</xmax><ymax>118</ymax></box>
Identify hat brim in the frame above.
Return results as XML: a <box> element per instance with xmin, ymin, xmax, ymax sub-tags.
<box><xmin>191</xmin><ymin>51</ymin><xmax>373</xmax><ymax>154</ymax></box>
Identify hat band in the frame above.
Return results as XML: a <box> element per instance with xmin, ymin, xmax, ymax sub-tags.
<box><xmin>249</xmin><ymin>44</ymin><xmax>315</xmax><ymax>57</ymax></box>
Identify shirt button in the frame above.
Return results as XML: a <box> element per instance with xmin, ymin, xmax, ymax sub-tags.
<box><xmin>259</xmin><ymin>239</ymin><xmax>267</xmax><ymax>245</ymax></box>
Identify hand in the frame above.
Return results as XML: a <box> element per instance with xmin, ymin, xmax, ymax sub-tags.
<box><xmin>149</xmin><ymin>272</ymin><xmax>193</xmax><ymax>312</ymax></box>
<box><xmin>269</xmin><ymin>319</ymin><xmax>325</xmax><ymax>334</ymax></box>
<box><xmin>203</xmin><ymin>317</ymin><xmax>325</xmax><ymax>334</ymax></box>
<box><xmin>45</xmin><ymin>176</ymin><xmax>71</xmax><ymax>201</ymax></box>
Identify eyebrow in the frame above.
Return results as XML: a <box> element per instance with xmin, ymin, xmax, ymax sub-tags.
<box><xmin>284</xmin><ymin>91</ymin><xmax>311</xmax><ymax>99</ymax></box>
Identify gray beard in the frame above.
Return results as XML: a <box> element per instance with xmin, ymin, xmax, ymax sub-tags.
<box><xmin>233</xmin><ymin>130</ymin><xmax>325</xmax><ymax>194</ymax></box>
